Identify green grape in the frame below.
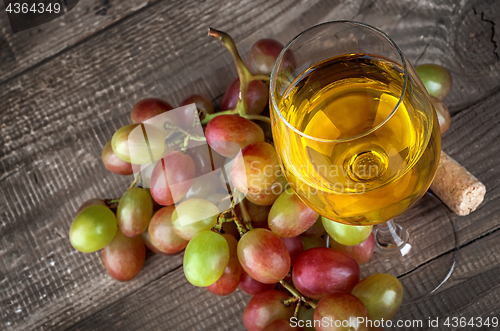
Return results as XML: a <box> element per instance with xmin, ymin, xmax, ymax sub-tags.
<box><xmin>117</xmin><ymin>187</ymin><xmax>153</xmax><ymax>237</ymax></box>
<box><xmin>183</xmin><ymin>231</ymin><xmax>229</xmax><ymax>287</ymax></box>
<box><xmin>351</xmin><ymin>273</ymin><xmax>403</xmax><ymax>322</ymax></box>
<box><xmin>69</xmin><ymin>205</ymin><xmax>117</xmax><ymax>253</ymax></box>
<box><xmin>415</xmin><ymin>64</ymin><xmax>452</xmax><ymax>100</ymax></box>
<box><xmin>111</xmin><ymin>123</ymin><xmax>165</xmax><ymax>164</ymax></box>
<box><xmin>171</xmin><ymin>199</ymin><xmax>220</xmax><ymax>240</ymax></box>
<box><xmin>297</xmin><ymin>305</ymin><xmax>316</xmax><ymax>331</ymax></box>
<box><xmin>322</xmin><ymin>216</ymin><xmax>372</xmax><ymax>246</ymax></box>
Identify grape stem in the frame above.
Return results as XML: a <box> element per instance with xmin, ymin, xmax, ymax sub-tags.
<box><xmin>207</xmin><ymin>28</ymin><xmax>271</xmax><ymax>119</ymax></box>
<box><xmin>294</xmin><ymin>300</ymin><xmax>302</xmax><ymax>318</ymax></box>
<box><xmin>279</xmin><ymin>280</ymin><xmax>317</xmax><ymax>309</ymax></box>
<box><xmin>241</xmin><ymin>114</ymin><xmax>271</xmax><ymax>124</ymax></box>
<box><xmin>128</xmin><ymin>174</ymin><xmax>141</xmax><ymax>190</ymax></box>
<box><xmin>237</xmin><ymin>196</ymin><xmax>254</xmax><ymax>231</ymax></box>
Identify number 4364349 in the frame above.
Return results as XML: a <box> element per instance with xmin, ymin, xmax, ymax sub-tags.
<box><xmin>444</xmin><ymin>316</ymin><xmax>498</xmax><ymax>328</ymax></box>
<box><xmin>6</xmin><ymin>2</ymin><xmax>61</xmax><ymax>14</ymax></box>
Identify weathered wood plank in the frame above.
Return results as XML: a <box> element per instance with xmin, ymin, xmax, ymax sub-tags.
<box><xmin>0</xmin><ymin>0</ymin><xmax>151</xmax><ymax>84</ymax></box>
<box><xmin>0</xmin><ymin>0</ymin><xmax>499</xmax><ymax>330</ymax></box>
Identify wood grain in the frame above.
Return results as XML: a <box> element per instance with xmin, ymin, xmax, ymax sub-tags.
<box><xmin>0</xmin><ymin>0</ymin><xmax>151</xmax><ymax>84</ymax></box>
<box><xmin>0</xmin><ymin>0</ymin><xmax>499</xmax><ymax>330</ymax></box>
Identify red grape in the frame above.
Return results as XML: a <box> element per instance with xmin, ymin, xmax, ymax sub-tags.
<box><xmin>302</xmin><ymin>217</ymin><xmax>325</xmax><ymax>237</ymax></box>
<box><xmin>184</xmin><ymin>144</ymin><xmax>225</xmax><ymax>176</ymax></box>
<box><xmin>180</xmin><ymin>94</ymin><xmax>214</xmax><ymax>115</ymax></box>
<box><xmin>351</xmin><ymin>273</ymin><xmax>403</xmax><ymax>322</ymax></box>
<box><xmin>131</xmin><ymin>98</ymin><xmax>173</xmax><ymax>123</ymax></box>
<box><xmin>246</xmin><ymin>39</ymin><xmax>284</xmax><ymax>75</ymax></box>
<box><xmin>292</xmin><ymin>247</ymin><xmax>360</xmax><ymax>300</ymax></box>
<box><xmin>430</xmin><ymin>96</ymin><xmax>451</xmax><ymax>134</ymax></box>
<box><xmin>330</xmin><ymin>233</ymin><xmax>375</xmax><ymax>265</ymax></box>
<box><xmin>205</xmin><ymin>115</ymin><xmax>264</xmax><ymax>158</ymax></box>
<box><xmin>280</xmin><ymin>236</ymin><xmax>304</xmax><ymax>264</ymax></box>
<box><xmin>268</xmin><ymin>187</ymin><xmax>319</xmax><ymax>237</ymax></box>
<box><xmin>415</xmin><ymin>64</ymin><xmax>452</xmax><ymax>100</ymax></box>
<box><xmin>263</xmin><ymin>319</ymin><xmax>302</xmax><ymax>331</ymax></box>
<box><xmin>117</xmin><ymin>187</ymin><xmax>153</xmax><ymax>237</ymax></box>
<box><xmin>149</xmin><ymin>151</ymin><xmax>195</xmax><ymax>206</ymax></box>
<box><xmin>239</xmin><ymin>271</ymin><xmax>276</xmax><ymax>295</ymax></box>
<box><xmin>221</xmin><ymin>78</ymin><xmax>269</xmax><ymax>115</ymax></box>
<box><xmin>148</xmin><ymin>206</ymin><xmax>188</xmax><ymax>254</ymax></box>
<box><xmin>231</xmin><ymin>142</ymin><xmax>281</xmax><ymax>194</ymax></box>
<box><xmin>102</xmin><ymin>229</ymin><xmax>146</xmax><ymax>281</ymax></box>
<box><xmin>301</xmin><ymin>236</ymin><xmax>326</xmax><ymax>250</ymax></box>
<box><xmin>207</xmin><ymin>234</ymin><xmax>242</xmax><ymax>296</ymax></box>
<box><xmin>76</xmin><ymin>199</ymin><xmax>106</xmax><ymax>215</ymax></box>
<box><xmin>237</xmin><ymin>228</ymin><xmax>291</xmax><ymax>284</ymax></box>
<box><xmin>314</xmin><ymin>292</ymin><xmax>369</xmax><ymax>331</ymax></box>
<box><xmin>243</xmin><ymin>290</ymin><xmax>295</xmax><ymax>331</ymax></box>
<box><xmin>101</xmin><ymin>141</ymin><xmax>134</xmax><ymax>175</ymax></box>
<box><xmin>245</xmin><ymin>174</ymin><xmax>287</xmax><ymax>206</ymax></box>
<box><xmin>141</xmin><ymin>230</ymin><xmax>168</xmax><ymax>255</ymax></box>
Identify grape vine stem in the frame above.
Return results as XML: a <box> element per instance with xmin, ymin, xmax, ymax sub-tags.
<box><xmin>279</xmin><ymin>280</ymin><xmax>317</xmax><ymax>309</ymax></box>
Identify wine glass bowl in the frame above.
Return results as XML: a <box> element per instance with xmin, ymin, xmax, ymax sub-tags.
<box><xmin>270</xmin><ymin>21</ymin><xmax>441</xmax><ymax>226</ymax></box>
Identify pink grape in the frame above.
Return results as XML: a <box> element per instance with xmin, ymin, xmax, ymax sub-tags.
<box><xmin>101</xmin><ymin>140</ymin><xmax>134</xmax><ymax>175</ymax></box>
<box><xmin>184</xmin><ymin>144</ymin><xmax>225</xmax><ymax>176</ymax></box>
<box><xmin>206</xmin><ymin>234</ymin><xmax>242</xmax><ymax>296</ymax></box>
<box><xmin>231</xmin><ymin>142</ymin><xmax>281</xmax><ymax>194</ymax></box>
<box><xmin>243</xmin><ymin>290</ymin><xmax>295</xmax><ymax>331</ymax></box>
<box><xmin>102</xmin><ymin>229</ymin><xmax>146</xmax><ymax>281</ymax></box>
<box><xmin>221</xmin><ymin>78</ymin><xmax>269</xmax><ymax>115</ymax></box>
<box><xmin>131</xmin><ymin>98</ymin><xmax>173</xmax><ymax>123</ymax></box>
<box><xmin>117</xmin><ymin>187</ymin><xmax>153</xmax><ymax>237</ymax></box>
<box><xmin>205</xmin><ymin>115</ymin><xmax>264</xmax><ymax>158</ymax></box>
<box><xmin>148</xmin><ymin>206</ymin><xmax>188</xmax><ymax>254</ymax></box>
<box><xmin>430</xmin><ymin>96</ymin><xmax>451</xmax><ymax>134</ymax></box>
<box><xmin>330</xmin><ymin>233</ymin><xmax>375</xmax><ymax>265</ymax></box>
<box><xmin>180</xmin><ymin>94</ymin><xmax>214</xmax><ymax>115</ymax></box>
<box><xmin>237</xmin><ymin>228</ymin><xmax>291</xmax><ymax>284</ymax></box>
<box><xmin>149</xmin><ymin>151</ymin><xmax>195</xmax><ymax>206</ymax></box>
<box><xmin>141</xmin><ymin>230</ymin><xmax>168</xmax><ymax>255</ymax></box>
<box><xmin>292</xmin><ymin>247</ymin><xmax>360</xmax><ymax>300</ymax></box>
<box><xmin>314</xmin><ymin>292</ymin><xmax>369</xmax><ymax>331</ymax></box>
<box><xmin>246</xmin><ymin>39</ymin><xmax>284</xmax><ymax>75</ymax></box>
<box><xmin>269</xmin><ymin>187</ymin><xmax>319</xmax><ymax>237</ymax></box>
<box><xmin>280</xmin><ymin>236</ymin><xmax>304</xmax><ymax>264</ymax></box>
<box><xmin>351</xmin><ymin>273</ymin><xmax>403</xmax><ymax>322</ymax></box>
<box><xmin>245</xmin><ymin>174</ymin><xmax>287</xmax><ymax>206</ymax></box>
<box><xmin>239</xmin><ymin>271</ymin><xmax>276</xmax><ymax>295</ymax></box>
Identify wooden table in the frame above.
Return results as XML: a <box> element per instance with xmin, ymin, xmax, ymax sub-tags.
<box><xmin>1</xmin><ymin>0</ymin><xmax>499</xmax><ymax>330</ymax></box>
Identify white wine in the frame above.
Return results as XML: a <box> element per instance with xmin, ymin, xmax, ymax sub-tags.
<box><xmin>272</xmin><ymin>54</ymin><xmax>440</xmax><ymax>225</ymax></box>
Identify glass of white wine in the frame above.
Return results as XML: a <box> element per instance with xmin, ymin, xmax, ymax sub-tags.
<box><xmin>270</xmin><ymin>21</ymin><xmax>457</xmax><ymax>302</ymax></box>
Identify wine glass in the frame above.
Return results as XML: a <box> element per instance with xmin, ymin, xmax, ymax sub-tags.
<box><xmin>270</xmin><ymin>21</ymin><xmax>457</xmax><ymax>302</ymax></box>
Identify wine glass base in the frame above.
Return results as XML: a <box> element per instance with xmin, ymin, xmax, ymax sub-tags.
<box><xmin>361</xmin><ymin>192</ymin><xmax>459</xmax><ymax>305</ymax></box>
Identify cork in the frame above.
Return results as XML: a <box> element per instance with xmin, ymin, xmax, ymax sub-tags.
<box><xmin>430</xmin><ymin>151</ymin><xmax>486</xmax><ymax>216</ymax></box>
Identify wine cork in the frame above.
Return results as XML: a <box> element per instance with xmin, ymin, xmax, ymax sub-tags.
<box><xmin>430</xmin><ymin>151</ymin><xmax>486</xmax><ymax>216</ymax></box>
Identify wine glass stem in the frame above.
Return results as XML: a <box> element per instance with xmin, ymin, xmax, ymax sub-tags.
<box><xmin>375</xmin><ymin>219</ymin><xmax>410</xmax><ymax>252</ymax></box>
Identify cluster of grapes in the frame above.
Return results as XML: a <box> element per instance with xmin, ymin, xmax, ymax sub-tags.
<box><xmin>69</xmin><ymin>27</ymin><xmax>454</xmax><ymax>331</ymax></box>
